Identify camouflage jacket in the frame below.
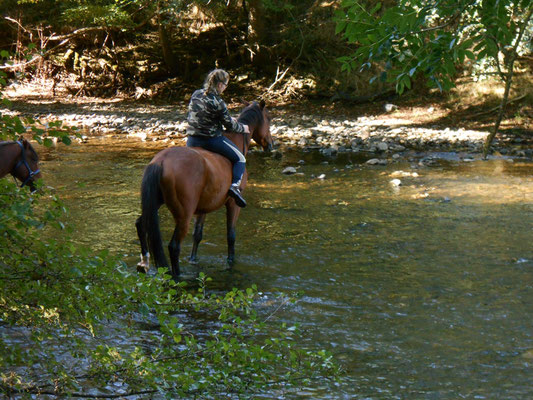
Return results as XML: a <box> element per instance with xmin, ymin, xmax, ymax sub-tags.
<box><xmin>186</xmin><ymin>89</ymin><xmax>245</xmax><ymax>137</ymax></box>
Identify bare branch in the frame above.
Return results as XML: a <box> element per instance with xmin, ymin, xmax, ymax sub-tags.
<box><xmin>4</xmin><ymin>17</ymin><xmax>30</xmax><ymax>33</ymax></box>
<box><xmin>48</xmin><ymin>27</ymin><xmax>107</xmax><ymax>42</ymax></box>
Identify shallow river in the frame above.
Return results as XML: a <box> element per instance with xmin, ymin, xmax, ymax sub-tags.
<box><xmin>39</xmin><ymin>138</ymin><xmax>533</xmax><ymax>399</ymax></box>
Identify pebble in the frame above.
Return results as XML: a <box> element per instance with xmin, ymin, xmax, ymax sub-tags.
<box><xmin>384</xmin><ymin>103</ymin><xmax>398</xmax><ymax>112</ymax></box>
<box><xmin>390</xmin><ymin>171</ymin><xmax>419</xmax><ymax>178</ymax></box>
<box><xmin>366</xmin><ymin>158</ymin><xmax>388</xmax><ymax>165</ymax></box>
<box><xmin>390</xmin><ymin>179</ymin><xmax>402</xmax><ymax>186</ymax></box>
<box><xmin>282</xmin><ymin>166</ymin><xmax>298</xmax><ymax>175</ymax></box>
<box><xmin>377</xmin><ymin>142</ymin><xmax>389</xmax><ymax>151</ymax></box>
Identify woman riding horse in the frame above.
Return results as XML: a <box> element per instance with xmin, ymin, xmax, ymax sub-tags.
<box><xmin>186</xmin><ymin>69</ymin><xmax>250</xmax><ymax>208</ymax></box>
<box><xmin>136</xmin><ymin>93</ymin><xmax>272</xmax><ymax>278</ymax></box>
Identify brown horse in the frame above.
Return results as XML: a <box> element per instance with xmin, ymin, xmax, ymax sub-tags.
<box><xmin>0</xmin><ymin>138</ymin><xmax>42</xmax><ymax>191</ymax></box>
<box><xmin>136</xmin><ymin>100</ymin><xmax>273</xmax><ymax>278</ymax></box>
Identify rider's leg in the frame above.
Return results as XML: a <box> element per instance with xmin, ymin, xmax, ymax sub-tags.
<box><xmin>186</xmin><ymin>135</ymin><xmax>247</xmax><ymax>207</ymax></box>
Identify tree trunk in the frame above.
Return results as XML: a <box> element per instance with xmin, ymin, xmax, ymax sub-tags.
<box><xmin>483</xmin><ymin>6</ymin><xmax>533</xmax><ymax>158</ymax></box>
<box><xmin>245</xmin><ymin>0</ymin><xmax>268</xmax><ymax>67</ymax></box>
<box><xmin>157</xmin><ymin>1</ymin><xmax>179</xmax><ymax>76</ymax></box>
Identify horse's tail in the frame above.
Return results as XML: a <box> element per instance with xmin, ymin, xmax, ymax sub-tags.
<box><xmin>140</xmin><ymin>163</ymin><xmax>168</xmax><ymax>268</ymax></box>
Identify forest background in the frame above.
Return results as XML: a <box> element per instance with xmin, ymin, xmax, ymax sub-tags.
<box><xmin>1</xmin><ymin>0</ymin><xmax>532</xmax><ymax>154</ymax></box>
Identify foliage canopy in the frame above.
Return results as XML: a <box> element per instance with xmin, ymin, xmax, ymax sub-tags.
<box><xmin>336</xmin><ymin>0</ymin><xmax>533</xmax><ymax>94</ymax></box>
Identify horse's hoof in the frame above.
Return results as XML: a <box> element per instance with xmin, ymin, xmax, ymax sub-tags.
<box><xmin>137</xmin><ymin>254</ymin><xmax>150</xmax><ymax>273</ymax></box>
<box><xmin>171</xmin><ymin>267</ymin><xmax>180</xmax><ymax>280</ymax></box>
<box><xmin>136</xmin><ymin>262</ymin><xmax>150</xmax><ymax>274</ymax></box>
<box><xmin>189</xmin><ymin>257</ymin><xmax>199</xmax><ymax>265</ymax></box>
<box><xmin>226</xmin><ymin>257</ymin><xmax>235</xmax><ymax>267</ymax></box>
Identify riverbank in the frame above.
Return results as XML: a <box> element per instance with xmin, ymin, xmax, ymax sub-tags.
<box><xmin>3</xmin><ymin>81</ymin><xmax>533</xmax><ymax>163</ymax></box>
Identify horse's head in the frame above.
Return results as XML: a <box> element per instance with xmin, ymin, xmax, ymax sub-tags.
<box><xmin>13</xmin><ymin>138</ymin><xmax>42</xmax><ymax>191</ymax></box>
<box><xmin>239</xmin><ymin>100</ymin><xmax>273</xmax><ymax>152</ymax></box>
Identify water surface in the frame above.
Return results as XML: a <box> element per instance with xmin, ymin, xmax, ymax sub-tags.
<box><xmin>40</xmin><ymin>139</ymin><xmax>533</xmax><ymax>399</ymax></box>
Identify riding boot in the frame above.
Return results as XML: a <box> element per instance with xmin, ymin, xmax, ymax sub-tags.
<box><xmin>228</xmin><ymin>184</ymin><xmax>247</xmax><ymax>208</ymax></box>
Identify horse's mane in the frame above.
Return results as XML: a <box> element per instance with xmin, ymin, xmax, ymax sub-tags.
<box><xmin>26</xmin><ymin>141</ymin><xmax>38</xmax><ymax>160</ymax></box>
<box><xmin>0</xmin><ymin>140</ymin><xmax>38</xmax><ymax>160</ymax></box>
<box><xmin>237</xmin><ymin>102</ymin><xmax>264</xmax><ymax>127</ymax></box>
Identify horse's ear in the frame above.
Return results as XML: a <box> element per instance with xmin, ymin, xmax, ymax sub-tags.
<box><xmin>259</xmin><ymin>100</ymin><xmax>266</xmax><ymax>110</ymax></box>
<box><xmin>19</xmin><ymin>136</ymin><xmax>28</xmax><ymax>146</ymax></box>
<box><xmin>242</xmin><ymin>99</ymin><xmax>250</xmax><ymax>107</ymax></box>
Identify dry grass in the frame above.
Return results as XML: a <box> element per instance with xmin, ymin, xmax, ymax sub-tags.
<box><xmin>441</xmin><ymin>72</ymin><xmax>533</xmax><ymax>132</ymax></box>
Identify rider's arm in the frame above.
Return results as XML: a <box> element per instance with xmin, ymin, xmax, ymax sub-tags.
<box><xmin>232</xmin><ymin>117</ymin><xmax>250</xmax><ymax>133</ymax></box>
<box><xmin>218</xmin><ymin>99</ymin><xmax>246</xmax><ymax>134</ymax></box>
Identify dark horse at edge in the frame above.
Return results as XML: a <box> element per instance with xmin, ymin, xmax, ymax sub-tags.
<box><xmin>0</xmin><ymin>138</ymin><xmax>42</xmax><ymax>191</ymax></box>
<box><xmin>136</xmin><ymin>100</ymin><xmax>273</xmax><ymax>278</ymax></box>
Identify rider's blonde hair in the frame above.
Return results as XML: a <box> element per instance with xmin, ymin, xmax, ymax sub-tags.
<box><xmin>203</xmin><ymin>69</ymin><xmax>229</xmax><ymax>94</ymax></box>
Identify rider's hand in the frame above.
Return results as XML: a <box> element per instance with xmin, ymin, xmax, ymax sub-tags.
<box><xmin>242</xmin><ymin>124</ymin><xmax>250</xmax><ymax>134</ymax></box>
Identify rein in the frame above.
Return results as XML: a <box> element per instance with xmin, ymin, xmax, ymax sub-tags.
<box><xmin>241</xmin><ymin>128</ymin><xmax>251</xmax><ymax>156</ymax></box>
<box><xmin>12</xmin><ymin>141</ymin><xmax>40</xmax><ymax>187</ymax></box>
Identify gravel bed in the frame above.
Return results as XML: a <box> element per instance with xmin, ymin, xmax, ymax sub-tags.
<box><xmin>2</xmin><ymin>100</ymin><xmax>532</xmax><ymax>163</ymax></box>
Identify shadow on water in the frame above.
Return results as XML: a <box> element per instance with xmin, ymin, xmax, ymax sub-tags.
<box><xmin>39</xmin><ymin>138</ymin><xmax>533</xmax><ymax>399</ymax></box>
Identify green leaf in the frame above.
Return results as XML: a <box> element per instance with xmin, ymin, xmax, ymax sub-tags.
<box><xmin>449</xmin><ymin>38</ymin><xmax>457</xmax><ymax>50</ymax></box>
<box><xmin>464</xmin><ymin>50</ymin><xmax>475</xmax><ymax>60</ymax></box>
<box><xmin>335</xmin><ymin>21</ymin><xmax>347</xmax><ymax>35</ymax></box>
<box><xmin>369</xmin><ymin>2</ymin><xmax>382</xmax><ymax>14</ymax></box>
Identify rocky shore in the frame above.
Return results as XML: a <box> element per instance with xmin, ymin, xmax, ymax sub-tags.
<box><xmin>2</xmin><ymin>98</ymin><xmax>532</xmax><ymax>163</ymax></box>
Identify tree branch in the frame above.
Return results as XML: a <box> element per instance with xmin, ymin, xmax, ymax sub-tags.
<box><xmin>4</xmin><ymin>17</ymin><xmax>30</xmax><ymax>33</ymax></box>
<box><xmin>470</xmin><ymin>93</ymin><xmax>527</xmax><ymax>117</ymax></box>
<box><xmin>265</xmin><ymin>10</ymin><xmax>305</xmax><ymax>95</ymax></box>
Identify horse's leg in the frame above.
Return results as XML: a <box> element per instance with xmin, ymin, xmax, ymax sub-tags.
<box><xmin>226</xmin><ymin>203</ymin><xmax>241</xmax><ymax>267</ymax></box>
<box><xmin>189</xmin><ymin>213</ymin><xmax>206</xmax><ymax>264</ymax></box>
<box><xmin>135</xmin><ymin>216</ymin><xmax>150</xmax><ymax>273</ymax></box>
<box><xmin>168</xmin><ymin>226</ymin><xmax>182</xmax><ymax>279</ymax></box>
<box><xmin>167</xmin><ymin>210</ymin><xmax>193</xmax><ymax>279</ymax></box>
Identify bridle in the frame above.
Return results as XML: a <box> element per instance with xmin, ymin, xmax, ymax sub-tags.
<box><xmin>11</xmin><ymin>141</ymin><xmax>40</xmax><ymax>188</ymax></box>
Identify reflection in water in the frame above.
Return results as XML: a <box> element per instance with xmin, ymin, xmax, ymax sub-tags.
<box><xmin>40</xmin><ymin>139</ymin><xmax>533</xmax><ymax>399</ymax></box>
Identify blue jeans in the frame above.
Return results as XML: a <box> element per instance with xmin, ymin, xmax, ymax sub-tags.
<box><xmin>187</xmin><ymin>135</ymin><xmax>246</xmax><ymax>186</ymax></box>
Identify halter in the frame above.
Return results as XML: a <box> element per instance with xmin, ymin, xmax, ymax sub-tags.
<box><xmin>12</xmin><ymin>141</ymin><xmax>40</xmax><ymax>188</ymax></box>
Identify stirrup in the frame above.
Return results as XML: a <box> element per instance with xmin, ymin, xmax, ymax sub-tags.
<box><xmin>228</xmin><ymin>185</ymin><xmax>247</xmax><ymax>208</ymax></box>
